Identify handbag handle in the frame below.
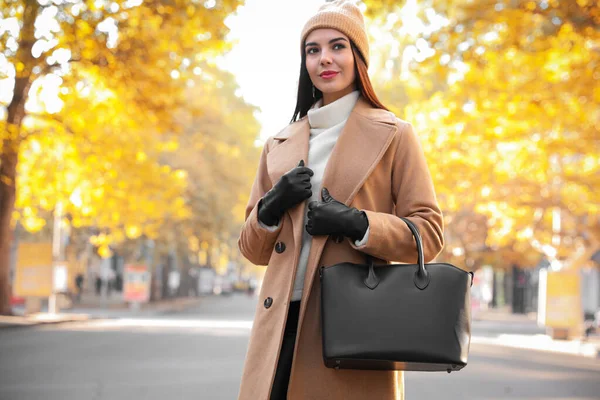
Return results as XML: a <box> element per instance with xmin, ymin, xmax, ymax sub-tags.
<box><xmin>399</xmin><ymin>217</ymin><xmax>430</xmax><ymax>290</ymax></box>
<box><xmin>399</xmin><ymin>218</ymin><xmax>424</xmax><ymax>270</ymax></box>
<box><xmin>399</xmin><ymin>218</ymin><xmax>474</xmax><ymax>288</ymax></box>
<box><xmin>364</xmin><ymin>217</ymin><xmax>430</xmax><ymax>290</ymax></box>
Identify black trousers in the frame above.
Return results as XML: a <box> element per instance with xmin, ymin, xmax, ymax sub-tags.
<box><xmin>270</xmin><ymin>300</ymin><xmax>301</xmax><ymax>400</ymax></box>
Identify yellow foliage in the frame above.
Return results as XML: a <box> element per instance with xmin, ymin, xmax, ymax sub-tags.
<box><xmin>125</xmin><ymin>225</ymin><xmax>142</xmax><ymax>239</ymax></box>
<box><xmin>97</xmin><ymin>244</ymin><xmax>113</xmax><ymax>259</ymax></box>
<box><xmin>365</xmin><ymin>0</ymin><xmax>600</xmax><ymax>267</ymax></box>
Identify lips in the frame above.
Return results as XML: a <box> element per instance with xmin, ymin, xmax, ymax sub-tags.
<box><xmin>320</xmin><ymin>71</ymin><xmax>339</xmax><ymax>79</ymax></box>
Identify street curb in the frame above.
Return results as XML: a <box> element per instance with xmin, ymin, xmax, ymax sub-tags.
<box><xmin>0</xmin><ymin>297</ymin><xmax>203</xmax><ymax>329</ymax></box>
<box><xmin>0</xmin><ymin>314</ymin><xmax>91</xmax><ymax>330</ymax></box>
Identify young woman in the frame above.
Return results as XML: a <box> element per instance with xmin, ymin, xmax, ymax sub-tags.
<box><xmin>237</xmin><ymin>1</ymin><xmax>444</xmax><ymax>399</ymax></box>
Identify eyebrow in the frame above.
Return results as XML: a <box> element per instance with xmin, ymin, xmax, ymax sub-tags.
<box><xmin>304</xmin><ymin>37</ymin><xmax>348</xmax><ymax>47</ymax></box>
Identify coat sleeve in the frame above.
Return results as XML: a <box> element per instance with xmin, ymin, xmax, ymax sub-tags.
<box><xmin>351</xmin><ymin>121</ymin><xmax>444</xmax><ymax>263</ymax></box>
<box><xmin>238</xmin><ymin>138</ymin><xmax>283</xmax><ymax>266</ymax></box>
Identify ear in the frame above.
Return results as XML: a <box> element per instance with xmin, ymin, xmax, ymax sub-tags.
<box><xmin>321</xmin><ymin>188</ymin><xmax>334</xmax><ymax>203</ymax></box>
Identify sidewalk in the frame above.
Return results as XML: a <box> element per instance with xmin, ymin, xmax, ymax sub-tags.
<box><xmin>472</xmin><ymin>305</ymin><xmax>537</xmax><ymax>323</ymax></box>
<box><xmin>472</xmin><ymin>333</ymin><xmax>600</xmax><ymax>359</ymax></box>
<box><xmin>471</xmin><ymin>306</ymin><xmax>600</xmax><ymax>359</ymax></box>
<box><xmin>0</xmin><ymin>296</ymin><xmax>203</xmax><ymax>329</ymax></box>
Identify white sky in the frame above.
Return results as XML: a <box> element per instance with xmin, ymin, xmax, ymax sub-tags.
<box><xmin>218</xmin><ymin>0</ymin><xmax>325</xmax><ymax>144</ymax></box>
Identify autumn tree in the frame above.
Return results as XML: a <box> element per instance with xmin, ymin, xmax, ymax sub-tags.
<box><xmin>364</xmin><ymin>0</ymin><xmax>600</xmax><ymax>270</ymax></box>
<box><xmin>0</xmin><ymin>0</ymin><xmax>243</xmax><ymax>314</ymax></box>
<box><xmin>148</xmin><ymin>62</ymin><xmax>261</xmax><ymax>279</ymax></box>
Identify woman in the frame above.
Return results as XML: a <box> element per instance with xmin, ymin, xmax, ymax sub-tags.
<box><xmin>237</xmin><ymin>1</ymin><xmax>444</xmax><ymax>399</ymax></box>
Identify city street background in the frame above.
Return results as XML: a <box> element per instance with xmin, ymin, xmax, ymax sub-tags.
<box><xmin>1</xmin><ymin>293</ymin><xmax>599</xmax><ymax>400</ymax></box>
<box><xmin>1</xmin><ymin>0</ymin><xmax>599</xmax><ymax>399</ymax></box>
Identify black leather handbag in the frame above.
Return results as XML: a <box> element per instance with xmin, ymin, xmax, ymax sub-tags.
<box><xmin>319</xmin><ymin>217</ymin><xmax>474</xmax><ymax>373</ymax></box>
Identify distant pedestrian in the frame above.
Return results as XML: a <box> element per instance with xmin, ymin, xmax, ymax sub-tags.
<box><xmin>75</xmin><ymin>273</ymin><xmax>84</xmax><ymax>303</ymax></box>
<box><xmin>95</xmin><ymin>275</ymin><xmax>102</xmax><ymax>296</ymax></box>
<box><xmin>236</xmin><ymin>1</ymin><xmax>443</xmax><ymax>399</ymax></box>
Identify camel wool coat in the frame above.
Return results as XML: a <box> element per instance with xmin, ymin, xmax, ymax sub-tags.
<box><xmin>237</xmin><ymin>96</ymin><xmax>444</xmax><ymax>400</ymax></box>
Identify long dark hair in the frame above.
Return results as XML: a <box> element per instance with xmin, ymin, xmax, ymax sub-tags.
<box><xmin>290</xmin><ymin>40</ymin><xmax>389</xmax><ymax>123</ymax></box>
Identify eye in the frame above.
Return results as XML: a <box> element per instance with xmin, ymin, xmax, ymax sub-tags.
<box><xmin>333</xmin><ymin>43</ymin><xmax>345</xmax><ymax>50</ymax></box>
<box><xmin>306</xmin><ymin>47</ymin><xmax>318</xmax><ymax>55</ymax></box>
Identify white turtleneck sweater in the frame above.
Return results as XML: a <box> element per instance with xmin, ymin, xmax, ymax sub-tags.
<box><xmin>260</xmin><ymin>90</ymin><xmax>369</xmax><ymax>302</ymax></box>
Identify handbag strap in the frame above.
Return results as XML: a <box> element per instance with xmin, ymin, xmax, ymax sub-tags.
<box><xmin>365</xmin><ymin>217</ymin><xmax>473</xmax><ymax>289</ymax></box>
<box><xmin>399</xmin><ymin>218</ymin><xmax>424</xmax><ymax>269</ymax></box>
<box><xmin>364</xmin><ymin>217</ymin><xmax>430</xmax><ymax>290</ymax></box>
<box><xmin>399</xmin><ymin>217</ymin><xmax>430</xmax><ymax>290</ymax></box>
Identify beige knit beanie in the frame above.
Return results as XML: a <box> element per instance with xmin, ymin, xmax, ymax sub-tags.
<box><xmin>300</xmin><ymin>0</ymin><xmax>370</xmax><ymax>67</ymax></box>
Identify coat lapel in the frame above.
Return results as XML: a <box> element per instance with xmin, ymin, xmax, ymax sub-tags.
<box><xmin>302</xmin><ymin>97</ymin><xmax>398</xmax><ymax>294</ymax></box>
<box><xmin>266</xmin><ymin>117</ymin><xmax>310</xmax><ymax>259</ymax></box>
<box><xmin>320</xmin><ymin>97</ymin><xmax>397</xmax><ymax>206</ymax></box>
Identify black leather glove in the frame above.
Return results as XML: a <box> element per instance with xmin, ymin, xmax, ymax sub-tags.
<box><xmin>305</xmin><ymin>188</ymin><xmax>369</xmax><ymax>241</ymax></box>
<box><xmin>258</xmin><ymin>160</ymin><xmax>314</xmax><ymax>226</ymax></box>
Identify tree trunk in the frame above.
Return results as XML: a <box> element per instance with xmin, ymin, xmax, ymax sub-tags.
<box><xmin>0</xmin><ymin>0</ymin><xmax>39</xmax><ymax>315</ymax></box>
<box><xmin>0</xmin><ymin>145</ymin><xmax>18</xmax><ymax>315</ymax></box>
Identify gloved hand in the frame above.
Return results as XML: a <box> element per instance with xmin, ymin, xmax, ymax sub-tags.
<box><xmin>305</xmin><ymin>188</ymin><xmax>369</xmax><ymax>241</ymax></box>
<box><xmin>258</xmin><ymin>160</ymin><xmax>314</xmax><ymax>226</ymax></box>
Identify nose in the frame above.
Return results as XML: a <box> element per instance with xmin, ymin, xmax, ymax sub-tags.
<box><xmin>319</xmin><ymin>49</ymin><xmax>332</xmax><ymax>66</ymax></box>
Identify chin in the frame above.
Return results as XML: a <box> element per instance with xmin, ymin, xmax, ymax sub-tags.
<box><xmin>318</xmin><ymin>84</ymin><xmax>346</xmax><ymax>95</ymax></box>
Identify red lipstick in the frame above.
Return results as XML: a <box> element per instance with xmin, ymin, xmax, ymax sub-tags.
<box><xmin>320</xmin><ymin>71</ymin><xmax>339</xmax><ymax>79</ymax></box>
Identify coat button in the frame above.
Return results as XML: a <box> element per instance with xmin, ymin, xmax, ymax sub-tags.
<box><xmin>333</xmin><ymin>235</ymin><xmax>344</xmax><ymax>244</ymax></box>
<box><xmin>275</xmin><ymin>242</ymin><xmax>286</xmax><ymax>253</ymax></box>
<box><xmin>264</xmin><ymin>297</ymin><xmax>273</xmax><ymax>309</ymax></box>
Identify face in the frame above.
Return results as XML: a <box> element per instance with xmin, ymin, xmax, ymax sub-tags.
<box><xmin>304</xmin><ymin>28</ymin><xmax>356</xmax><ymax>105</ymax></box>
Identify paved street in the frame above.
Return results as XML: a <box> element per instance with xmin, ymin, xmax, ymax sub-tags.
<box><xmin>1</xmin><ymin>293</ymin><xmax>599</xmax><ymax>400</ymax></box>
